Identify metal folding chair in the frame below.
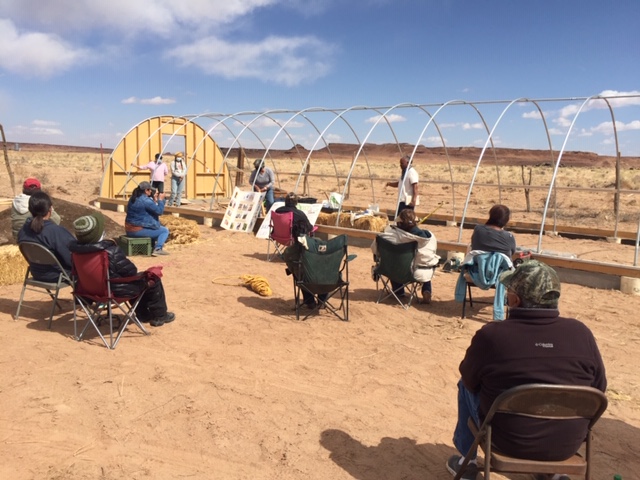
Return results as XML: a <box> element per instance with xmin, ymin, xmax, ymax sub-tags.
<box><xmin>15</xmin><ymin>242</ymin><xmax>73</xmax><ymax>329</ymax></box>
<box><xmin>454</xmin><ymin>384</ymin><xmax>608</xmax><ymax>480</ymax></box>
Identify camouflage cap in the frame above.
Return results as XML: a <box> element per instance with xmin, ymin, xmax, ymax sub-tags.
<box><xmin>499</xmin><ymin>259</ymin><xmax>561</xmax><ymax>307</ymax></box>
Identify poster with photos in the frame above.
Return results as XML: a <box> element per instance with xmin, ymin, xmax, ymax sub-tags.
<box><xmin>220</xmin><ymin>187</ymin><xmax>265</xmax><ymax>233</ymax></box>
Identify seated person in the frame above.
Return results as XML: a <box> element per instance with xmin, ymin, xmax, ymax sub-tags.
<box><xmin>69</xmin><ymin>211</ymin><xmax>176</xmax><ymax>327</ymax></box>
<box><xmin>125</xmin><ymin>181</ymin><xmax>170</xmax><ymax>256</ymax></box>
<box><xmin>447</xmin><ymin>260</ymin><xmax>606</xmax><ymax>480</ymax></box>
<box><xmin>11</xmin><ymin>177</ymin><xmax>61</xmax><ymax>241</ymax></box>
<box><xmin>371</xmin><ymin>209</ymin><xmax>439</xmax><ymax>304</ymax></box>
<box><xmin>470</xmin><ymin>204</ymin><xmax>516</xmax><ymax>257</ymax></box>
<box><xmin>249</xmin><ymin>159</ymin><xmax>276</xmax><ymax>211</ymax></box>
<box><xmin>275</xmin><ymin>192</ymin><xmax>315</xmax><ymax>238</ymax></box>
<box><xmin>17</xmin><ymin>191</ymin><xmax>74</xmax><ymax>282</ymax></box>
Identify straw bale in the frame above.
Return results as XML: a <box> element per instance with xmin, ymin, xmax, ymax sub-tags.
<box><xmin>0</xmin><ymin>245</ymin><xmax>27</xmax><ymax>286</ymax></box>
<box><xmin>315</xmin><ymin>212</ymin><xmax>388</xmax><ymax>232</ymax></box>
<box><xmin>160</xmin><ymin>215</ymin><xmax>201</xmax><ymax>245</ymax></box>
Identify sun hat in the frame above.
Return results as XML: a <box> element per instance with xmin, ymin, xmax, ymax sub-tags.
<box><xmin>175</xmin><ymin>152</ymin><xmax>184</xmax><ymax>158</ymax></box>
<box><xmin>74</xmin><ymin>211</ymin><xmax>105</xmax><ymax>244</ymax></box>
<box><xmin>500</xmin><ymin>259</ymin><xmax>561</xmax><ymax>307</ymax></box>
<box><xmin>23</xmin><ymin>177</ymin><xmax>42</xmax><ymax>190</ymax></box>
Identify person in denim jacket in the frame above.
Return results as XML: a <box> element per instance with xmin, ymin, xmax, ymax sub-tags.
<box><xmin>125</xmin><ymin>181</ymin><xmax>170</xmax><ymax>256</ymax></box>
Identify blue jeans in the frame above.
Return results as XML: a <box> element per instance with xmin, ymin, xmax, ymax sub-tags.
<box><xmin>453</xmin><ymin>379</ymin><xmax>481</xmax><ymax>458</ymax></box>
<box><xmin>169</xmin><ymin>176</ymin><xmax>185</xmax><ymax>206</ymax></box>
<box><xmin>127</xmin><ymin>226</ymin><xmax>170</xmax><ymax>250</ymax></box>
<box><xmin>264</xmin><ymin>187</ymin><xmax>275</xmax><ymax>211</ymax></box>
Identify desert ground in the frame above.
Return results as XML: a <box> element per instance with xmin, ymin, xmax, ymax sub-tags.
<box><xmin>0</xmin><ymin>145</ymin><xmax>639</xmax><ymax>480</ymax></box>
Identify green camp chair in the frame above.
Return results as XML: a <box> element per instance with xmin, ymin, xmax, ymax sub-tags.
<box><xmin>286</xmin><ymin>234</ymin><xmax>354</xmax><ymax>322</ymax></box>
<box><xmin>373</xmin><ymin>235</ymin><xmax>419</xmax><ymax>309</ymax></box>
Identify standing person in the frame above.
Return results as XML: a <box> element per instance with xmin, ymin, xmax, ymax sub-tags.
<box><xmin>125</xmin><ymin>181</ymin><xmax>170</xmax><ymax>256</ymax></box>
<box><xmin>70</xmin><ymin>212</ymin><xmax>176</xmax><ymax>327</ymax></box>
<box><xmin>133</xmin><ymin>153</ymin><xmax>169</xmax><ymax>193</ymax></box>
<box><xmin>371</xmin><ymin>209</ymin><xmax>439</xmax><ymax>304</ymax></box>
<box><xmin>17</xmin><ymin>191</ymin><xmax>75</xmax><ymax>282</ymax></box>
<box><xmin>249</xmin><ymin>158</ymin><xmax>275</xmax><ymax>212</ymax></box>
<box><xmin>11</xmin><ymin>177</ymin><xmax>61</xmax><ymax>241</ymax></box>
<box><xmin>446</xmin><ymin>260</ymin><xmax>606</xmax><ymax>480</ymax></box>
<box><xmin>385</xmin><ymin>154</ymin><xmax>419</xmax><ymax>214</ymax></box>
<box><xmin>167</xmin><ymin>152</ymin><xmax>187</xmax><ymax>207</ymax></box>
<box><xmin>471</xmin><ymin>204</ymin><xmax>516</xmax><ymax>257</ymax></box>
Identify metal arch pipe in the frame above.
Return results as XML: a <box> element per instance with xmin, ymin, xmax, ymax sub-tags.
<box><xmin>293</xmin><ymin>106</ymin><xmax>370</xmax><ymax>198</ymax></box>
<box><xmin>537</xmin><ymin>96</ymin><xmax>596</xmax><ymax>253</ymax></box>
<box><xmin>457</xmin><ymin>97</ymin><xmax>530</xmax><ymax>243</ymax></box>
<box><xmin>597</xmin><ymin>96</ymin><xmax>623</xmax><ymax>237</ymax></box>
<box><xmin>340</xmin><ymin>103</ymin><xmax>420</xmax><ymax>223</ymax></box>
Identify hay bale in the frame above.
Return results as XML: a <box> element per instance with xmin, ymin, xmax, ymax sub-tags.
<box><xmin>0</xmin><ymin>245</ymin><xmax>27</xmax><ymax>286</ymax></box>
<box><xmin>160</xmin><ymin>215</ymin><xmax>201</xmax><ymax>245</ymax></box>
<box><xmin>353</xmin><ymin>215</ymin><xmax>389</xmax><ymax>232</ymax></box>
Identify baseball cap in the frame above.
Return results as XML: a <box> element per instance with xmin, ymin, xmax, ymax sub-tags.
<box><xmin>23</xmin><ymin>177</ymin><xmax>41</xmax><ymax>190</ymax></box>
<box><xmin>139</xmin><ymin>181</ymin><xmax>152</xmax><ymax>190</ymax></box>
<box><xmin>499</xmin><ymin>259</ymin><xmax>561</xmax><ymax>307</ymax></box>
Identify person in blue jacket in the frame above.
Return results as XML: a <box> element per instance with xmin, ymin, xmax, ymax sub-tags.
<box><xmin>125</xmin><ymin>181</ymin><xmax>170</xmax><ymax>256</ymax></box>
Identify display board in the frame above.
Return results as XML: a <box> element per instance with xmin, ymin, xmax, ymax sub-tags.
<box><xmin>220</xmin><ymin>187</ymin><xmax>265</xmax><ymax>233</ymax></box>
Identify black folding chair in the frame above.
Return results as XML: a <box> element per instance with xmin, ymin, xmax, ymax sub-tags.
<box><xmin>15</xmin><ymin>242</ymin><xmax>73</xmax><ymax>329</ymax></box>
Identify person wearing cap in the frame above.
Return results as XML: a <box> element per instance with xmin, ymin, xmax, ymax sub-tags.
<box><xmin>17</xmin><ymin>191</ymin><xmax>74</xmax><ymax>282</ymax></box>
<box><xmin>125</xmin><ymin>181</ymin><xmax>170</xmax><ymax>256</ymax></box>
<box><xmin>132</xmin><ymin>153</ymin><xmax>169</xmax><ymax>193</ymax></box>
<box><xmin>69</xmin><ymin>211</ymin><xmax>175</xmax><ymax>327</ymax></box>
<box><xmin>11</xmin><ymin>177</ymin><xmax>61</xmax><ymax>241</ymax></box>
<box><xmin>249</xmin><ymin>158</ymin><xmax>275</xmax><ymax>211</ymax></box>
<box><xmin>385</xmin><ymin>155</ymin><xmax>419</xmax><ymax>215</ymax></box>
<box><xmin>447</xmin><ymin>260</ymin><xmax>607</xmax><ymax>480</ymax></box>
<box><xmin>167</xmin><ymin>152</ymin><xmax>187</xmax><ymax>207</ymax></box>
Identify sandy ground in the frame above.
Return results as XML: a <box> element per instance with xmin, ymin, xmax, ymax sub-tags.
<box><xmin>1</xmin><ymin>150</ymin><xmax>639</xmax><ymax>480</ymax></box>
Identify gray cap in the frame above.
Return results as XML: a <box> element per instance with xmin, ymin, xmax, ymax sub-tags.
<box><xmin>138</xmin><ymin>181</ymin><xmax>152</xmax><ymax>190</ymax></box>
<box><xmin>500</xmin><ymin>259</ymin><xmax>561</xmax><ymax>307</ymax></box>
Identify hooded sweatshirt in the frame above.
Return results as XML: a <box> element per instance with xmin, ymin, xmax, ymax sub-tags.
<box><xmin>11</xmin><ymin>193</ymin><xmax>61</xmax><ymax>241</ymax></box>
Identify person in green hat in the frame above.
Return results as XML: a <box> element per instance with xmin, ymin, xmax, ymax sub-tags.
<box><xmin>69</xmin><ymin>211</ymin><xmax>176</xmax><ymax>327</ymax></box>
<box><xmin>447</xmin><ymin>259</ymin><xmax>607</xmax><ymax>480</ymax></box>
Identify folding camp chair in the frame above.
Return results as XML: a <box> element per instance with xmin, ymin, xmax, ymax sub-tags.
<box><xmin>455</xmin><ymin>252</ymin><xmax>512</xmax><ymax>320</ymax></box>
<box><xmin>454</xmin><ymin>383</ymin><xmax>608</xmax><ymax>480</ymax></box>
<box><xmin>267</xmin><ymin>210</ymin><xmax>294</xmax><ymax>261</ymax></box>
<box><xmin>71</xmin><ymin>250</ymin><xmax>149</xmax><ymax>349</ymax></box>
<box><xmin>288</xmin><ymin>234</ymin><xmax>354</xmax><ymax>322</ymax></box>
<box><xmin>15</xmin><ymin>242</ymin><xmax>73</xmax><ymax>329</ymax></box>
<box><xmin>372</xmin><ymin>236</ymin><xmax>419</xmax><ymax>309</ymax></box>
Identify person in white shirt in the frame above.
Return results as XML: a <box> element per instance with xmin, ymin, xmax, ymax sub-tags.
<box><xmin>168</xmin><ymin>152</ymin><xmax>187</xmax><ymax>207</ymax></box>
<box><xmin>386</xmin><ymin>155</ymin><xmax>419</xmax><ymax>214</ymax></box>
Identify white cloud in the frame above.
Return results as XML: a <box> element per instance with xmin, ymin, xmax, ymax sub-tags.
<box><xmin>365</xmin><ymin>114</ymin><xmax>406</xmax><ymax>124</ymax></box>
<box><xmin>424</xmin><ymin>136</ymin><xmax>444</xmax><ymax>146</ymax></box>
<box><xmin>590</xmin><ymin>120</ymin><xmax>640</xmax><ymax>134</ymax></box>
<box><xmin>166</xmin><ymin>35</ymin><xmax>334</xmax><ymax>86</ymax></box>
<box><xmin>522</xmin><ymin>110</ymin><xmax>542</xmax><ymax>120</ymax></box>
<box><xmin>32</xmin><ymin>119</ymin><xmax>60</xmax><ymax>126</ymax></box>
<box><xmin>0</xmin><ymin>19</ymin><xmax>89</xmax><ymax>77</ymax></box>
<box><xmin>121</xmin><ymin>96</ymin><xmax>175</xmax><ymax>105</ymax></box>
<box><xmin>462</xmin><ymin>122</ymin><xmax>483</xmax><ymax>130</ymax></box>
<box><xmin>0</xmin><ymin>0</ymin><xmax>278</xmax><ymax>37</ymax></box>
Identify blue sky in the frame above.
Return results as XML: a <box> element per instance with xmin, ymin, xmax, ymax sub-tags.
<box><xmin>1</xmin><ymin>0</ymin><xmax>639</xmax><ymax>155</ymax></box>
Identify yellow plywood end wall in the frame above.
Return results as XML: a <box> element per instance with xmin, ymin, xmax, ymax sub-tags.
<box><xmin>101</xmin><ymin>116</ymin><xmax>231</xmax><ymax>200</ymax></box>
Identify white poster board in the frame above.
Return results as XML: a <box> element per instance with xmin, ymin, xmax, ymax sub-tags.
<box><xmin>220</xmin><ymin>187</ymin><xmax>265</xmax><ymax>233</ymax></box>
<box><xmin>255</xmin><ymin>202</ymin><xmax>323</xmax><ymax>239</ymax></box>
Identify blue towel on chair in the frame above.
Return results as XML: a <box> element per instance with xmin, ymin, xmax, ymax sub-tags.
<box><xmin>454</xmin><ymin>251</ymin><xmax>513</xmax><ymax>320</ymax></box>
